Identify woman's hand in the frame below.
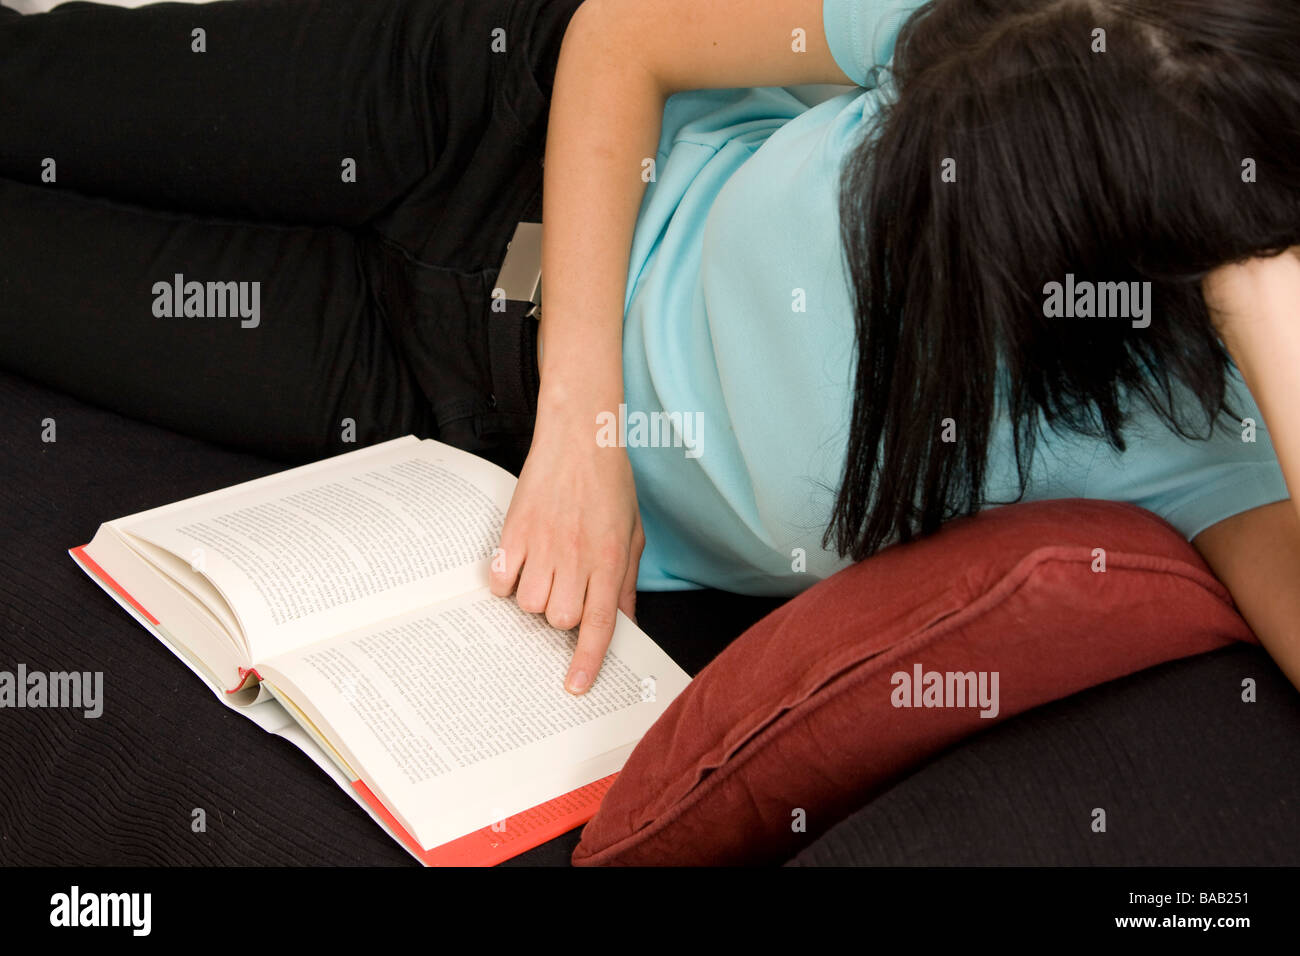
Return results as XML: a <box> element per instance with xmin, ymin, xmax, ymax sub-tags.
<box><xmin>488</xmin><ymin>399</ymin><xmax>645</xmax><ymax>695</ymax></box>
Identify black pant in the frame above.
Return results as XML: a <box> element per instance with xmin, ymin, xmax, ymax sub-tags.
<box><xmin>0</xmin><ymin>0</ymin><xmax>581</xmax><ymax>473</ymax></box>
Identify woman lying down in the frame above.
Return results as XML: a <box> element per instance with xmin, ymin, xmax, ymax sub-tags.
<box><xmin>1</xmin><ymin>0</ymin><xmax>1298</xmax><ymax>695</ymax></box>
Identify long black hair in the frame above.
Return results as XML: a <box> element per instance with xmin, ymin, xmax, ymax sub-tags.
<box><xmin>826</xmin><ymin>0</ymin><xmax>1300</xmax><ymax>561</ymax></box>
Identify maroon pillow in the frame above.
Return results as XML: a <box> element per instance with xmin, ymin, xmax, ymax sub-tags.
<box><xmin>572</xmin><ymin>499</ymin><xmax>1255</xmax><ymax>866</ymax></box>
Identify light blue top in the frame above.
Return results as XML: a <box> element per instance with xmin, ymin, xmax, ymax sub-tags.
<box><xmin>620</xmin><ymin>0</ymin><xmax>1292</xmax><ymax>594</ymax></box>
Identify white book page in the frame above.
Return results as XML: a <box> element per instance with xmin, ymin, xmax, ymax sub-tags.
<box><xmin>257</xmin><ymin>587</ymin><xmax>692</xmax><ymax>851</ymax></box>
<box><xmin>76</xmin><ymin>527</ymin><xmax>259</xmax><ymax>697</ymax></box>
<box><xmin>70</xmin><ymin>545</ymin><xmax>429</xmax><ymax>862</ymax></box>
<box><xmin>119</xmin><ymin>437</ymin><xmax>518</xmax><ymax>663</ymax></box>
<box><xmin>114</xmin><ymin>530</ymin><xmax>246</xmax><ymax>648</ymax></box>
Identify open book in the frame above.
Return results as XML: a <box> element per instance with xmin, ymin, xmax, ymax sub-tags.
<box><xmin>69</xmin><ymin>435</ymin><xmax>691</xmax><ymax>866</ymax></box>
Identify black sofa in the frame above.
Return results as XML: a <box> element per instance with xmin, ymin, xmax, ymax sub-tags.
<box><xmin>2</xmin><ymin>365</ymin><xmax>1298</xmax><ymax>866</ymax></box>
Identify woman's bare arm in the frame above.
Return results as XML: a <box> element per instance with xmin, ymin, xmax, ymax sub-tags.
<box><xmin>1205</xmin><ymin>249</ymin><xmax>1300</xmax><ymax>513</ymax></box>
<box><xmin>1194</xmin><ymin>502</ymin><xmax>1300</xmax><ymax>692</ymax></box>
<box><xmin>1198</xmin><ymin>247</ymin><xmax>1300</xmax><ymax>691</ymax></box>
<box><xmin>491</xmin><ymin>0</ymin><xmax>860</xmax><ymax>693</ymax></box>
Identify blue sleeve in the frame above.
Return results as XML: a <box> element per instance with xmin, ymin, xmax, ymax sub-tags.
<box><xmin>1080</xmin><ymin>366</ymin><xmax>1292</xmax><ymax>540</ymax></box>
<box><xmin>822</xmin><ymin>0</ymin><xmax>930</xmax><ymax>87</ymax></box>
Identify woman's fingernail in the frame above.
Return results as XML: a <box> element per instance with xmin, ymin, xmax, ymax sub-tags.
<box><xmin>566</xmin><ymin>669</ymin><xmax>590</xmax><ymax>693</ymax></box>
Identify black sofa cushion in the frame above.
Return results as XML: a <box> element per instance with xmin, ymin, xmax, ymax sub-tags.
<box><xmin>789</xmin><ymin>642</ymin><xmax>1300</xmax><ymax>866</ymax></box>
